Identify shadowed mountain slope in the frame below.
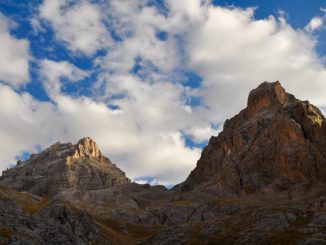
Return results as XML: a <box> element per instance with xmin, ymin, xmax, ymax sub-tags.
<box><xmin>1</xmin><ymin>81</ymin><xmax>326</xmax><ymax>244</ymax></box>
<box><xmin>177</xmin><ymin>81</ymin><xmax>326</xmax><ymax>195</ymax></box>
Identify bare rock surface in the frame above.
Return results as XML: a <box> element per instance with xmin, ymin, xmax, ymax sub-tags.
<box><xmin>1</xmin><ymin>81</ymin><xmax>326</xmax><ymax>244</ymax></box>
<box><xmin>0</xmin><ymin>137</ymin><xmax>130</xmax><ymax>197</ymax></box>
<box><xmin>177</xmin><ymin>81</ymin><xmax>326</xmax><ymax>195</ymax></box>
<box><xmin>0</xmin><ymin>185</ymin><xmax>113</xmax><ymax>245</ymax></box>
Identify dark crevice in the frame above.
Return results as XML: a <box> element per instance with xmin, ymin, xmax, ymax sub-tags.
<box><xmin>186</xmin><ymin>205</ymin><xmax>201</xmax><ymax>223</ymax></box>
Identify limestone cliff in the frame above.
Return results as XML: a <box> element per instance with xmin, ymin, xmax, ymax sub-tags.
<box><xmin>2</xmin><ymin>82</ymin><xmax>326</xmax><ymax>244</ymax></box>
<box><xmin>178</xmin><ymin>81</ymin><xmax>326</xmax><ymax>195</ymax></box>
<box><xmin>0</xmin><ymin>137</ymin><xmax>130</xmax><ymax>196</ymax></box>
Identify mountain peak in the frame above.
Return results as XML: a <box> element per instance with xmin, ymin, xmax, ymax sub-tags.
<box><xmin>178</xmin><ymin>81</ymin><xmax>326</xmax><ymax>195</ymax></box>
<box><xmin>0</xmin><ymin>137</ymin><xmax>130</xmax><ymax>196</ymax></box>
<box><xmin>246</xmin><ymin>81</ymin><xmax>296</xmax><ymax>116</ymax></box>
<box><xmin>77</xmin><ymin>136</ymin><xmax>97</xmax><ymax>147</ymax></box>
<box><xmin>78</xmin><ymin>136</ymin><xmax>95</xmax><ymax>144</ymax></box>
<box><xmin>66</xmin><ymin>137</ymin><xmax>102</xmax><ymax>163</ymax></box>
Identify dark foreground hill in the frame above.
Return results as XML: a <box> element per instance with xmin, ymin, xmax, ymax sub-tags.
<box><xmin>1</xmin><ymin>81</ymin><xmax>326</xmax><ymax>245</ymax></box>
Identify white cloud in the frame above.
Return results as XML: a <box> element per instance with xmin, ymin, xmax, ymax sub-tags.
<box><xmin>39</xmin><ymin>59</ymin><xmax>87</xmax><ymax>98</ymax></box>
<box><xmin>187</xmin><ymin>124</ymin><xmax>223</xmax><ymax>143</ymax></box>
<box><xmin>30</xmin><ymin>17</ymin><xmax>45</xmax><ymax>34</ymax></box>
<box><xmin>2</xmin><ymin>2</ymin><xmax>326</xmax><ymax>187</ymax></box>
<box><xmin>0</xmin><ymin>84</ymin><xmax>60</xmax><ymax>168</ymax></box>
<box><xmin>0</xmin><ymin>59</ymin><xmax>201</xmax><ymax>185</ymax></box>
<box><xmin>50</xmin><ymin>74</ymin><xmax>202</xmax><ymax>184</ymax></box>
<box><xmin>167</xmin><ymin>0</ymin><xmax>209</xmax><ymax>22</ymax></box>
<box><xmin>0</xmin><ymin>14</ymin><xmax>30</xmax><ymax>87</ymax></box>
<box><xmin>95</xmin><ymin>2</ymin><xmax>326</xmax><ymax>184</ymax></box>
<box><xmin>305</xmin><ymin>16</ymin><xmax>324</xmax><ymax>32</ymax></box>
<box><xmin>97</xmin><ymin>0</ymin><xmax>181</xmax><ymax>75</ymax></box>
<box><xmin>39</xmin><ymin>0</ymin><xmax>111</xmax><ymax>55</ymax></box>
<box><xmin>186</xmin><ymin>6</ymin><xmax>326</xmax><ymax>121</ymax></box>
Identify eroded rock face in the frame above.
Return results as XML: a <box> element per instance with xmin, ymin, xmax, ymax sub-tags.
<box><xmin>1</xmin><ymin>81</ymin><xmax>326</xmax><ymax>244</ymax></box>
<box><xmin>0</xmin><ymin>137</ymin><xmax>130</xmax><ymax>197</ymax></box>
<box><xmin>0</xmin><ymin>186</ymin><xmax>113</xmax><ymax>245</ymax></box>
<box><xmin>178</xmin><ymin>81</ymin><xmax>326</xmax><ymax>195</ymax></box>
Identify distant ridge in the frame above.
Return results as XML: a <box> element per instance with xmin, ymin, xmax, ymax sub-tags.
<box><xmin>0</xmin><ymin>137</ymin><xmax>130</xmax><ymax>196</ymax></box>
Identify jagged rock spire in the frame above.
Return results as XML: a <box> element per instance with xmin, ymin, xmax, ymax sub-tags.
<box><xmin>0</xmin><ymin>137</ymin><xmax>130</xmax><ymax>197</ymax></box>
<box><xmin>76</xmin><ymin>137</ymin><xmax>102</xmax><ymax>158</ymax></box>
<box><xmin>178</xmin><ymin>81</ymin><xmax>326</xmax><ymax>195</ymax></box>
<box><xmin>246</xmin><ymin>81</ymin><xmax>296</xmax><ymax>116</ymax></box>
<box><xmin>66</xmin><ymin>137</ymin><xmax>103</xmax><ymax>164</ymax></box>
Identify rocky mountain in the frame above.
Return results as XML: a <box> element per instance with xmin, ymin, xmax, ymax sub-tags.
<box><xmin>178</xmin><ymin>81</ymin><xmax>326</xmax><ymax>196</ymax></box>
<box><xmin>0</xmin><ymin>137</ymin><xmax>130</xmax><ymax>197</ymax></box>
<box><xmin>0</xmin><ymin>184</ymin><xmax>117</xmax><ymax>244</ymax></box>
<box><xmin>1</xmin><ymin>81</ymin><xmax>326</xmax><ymax>245</ymax></box>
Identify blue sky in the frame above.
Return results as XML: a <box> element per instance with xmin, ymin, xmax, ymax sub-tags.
<box><xmin>214</xmin><ymin>0</ymin><xmax>326</xmax><ymax>55</ymax></box>
<box><xmin>215</xmin><ymin>0</ymin><xmax>325</xmax><ymax>25</ymax></box>
<box><xmin>0</xmin><ymin>0</ymin><xmax>326</xmax><ymax>186</ymax></box>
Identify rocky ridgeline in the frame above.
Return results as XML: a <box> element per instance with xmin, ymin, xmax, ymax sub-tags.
<box><xmin>178</xmin><ymin>81</ymin><xmax>326</xmax><ymax>195</ymax></box>
<box><xmin>1</xmin><ymin>81</ymin><xmax>326</xmax><ymax>244</ymax></box>
<box><xmin>0</xmin><ymin>137</ymin><xmax>130</xmax><ymax>197</ymax></box>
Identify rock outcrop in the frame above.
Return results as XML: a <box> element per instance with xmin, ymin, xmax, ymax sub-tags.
<box><xmin>0</xmin><ymin>185</ymin><xmax>115</xmax><ymax>245</ymax></box>
<box><xmin>0</xmin><ymin>137</ymin><xmax>130</xmax><ymax>197</ymax></box>
<box><xmin>178</xmin><ymin>81</ymin><xmax>326</xmax><ymax>195</ymax></box>
<box><xmin>2</xmin><ymin>81</ymin><xmax>326</xmax><ymax>244</ymax></box>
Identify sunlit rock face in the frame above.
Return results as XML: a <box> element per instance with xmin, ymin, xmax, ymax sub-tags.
<box><xmin>178</xmin><ymin>81</ymin><xmax>326</xmax><ymax>195</ymax></box>
<box><xmin>2</xmin><ymin>81</ymin><xmax>326</xmax><ymax>244</ymax></box>
<box><xmin>0</xmin><ymin>137</ymin><xmax>130</xmax><ymax>197</ymax></box>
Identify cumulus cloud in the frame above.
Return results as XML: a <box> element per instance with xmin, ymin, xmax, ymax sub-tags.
<box><xmin>2</xmin><ymin>1</ymin><xmax>326</xmax><ymax>186</ymax></box>
<box><xmin>95</xmin><ymin>2</ymin><xmax>326</xmax><ymax>183</ymax></box>
<box><xmin>0</xmin><ymin>14</ymin><xmax>30</xmax><ymax>87</ymax></box>
<box><xmin>305</xmin><ymin>16</ymin><xmax>324</xmax><ymax>32</ymax></box>
<box><xmin>0</xmin><ymin>84</ymin><xmax>60</xmax><ymax>168</ymax></box>
<box><xmin>49</xmin><ymin>67</ymin><xmax>202</xmax><ymax>184</ymax></box>
<box><xmin>39</xmin><ymin>0</ymin><xmax>111</xmax><ymax>55</ymax></box>
<box><xmin>97</xmin><ymin>0</ymin><xmax>181</xmax><ymax>75</ymax></box>
<box><xmin>39</xmin><ymin>59</ymin><xmax>87</xmax><ymax>98</ymax></box>
<box><xmin>186</xmin><ymin>6</ymin><xmax>326</xmax><ymax>121</ymax></box>
<box><xmin>0</xmin><ymin>58</ymin><xmax>201</xmax><ymax>185</ymax></box>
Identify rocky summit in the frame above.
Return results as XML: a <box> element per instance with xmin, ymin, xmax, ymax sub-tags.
<box><xmin>178</xmin><ymin>81</ymin><xmax>326</xmax><ymax>195</ymax></box>
<box><xmin>0</xmin><ymin>137</ymin><xmax>130</xmax><ymax>197</ymax></box>
<box><xmin>1</xmin><ymin>81</ymin><xmax>326</xmax><ymax>245</ymax></box>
